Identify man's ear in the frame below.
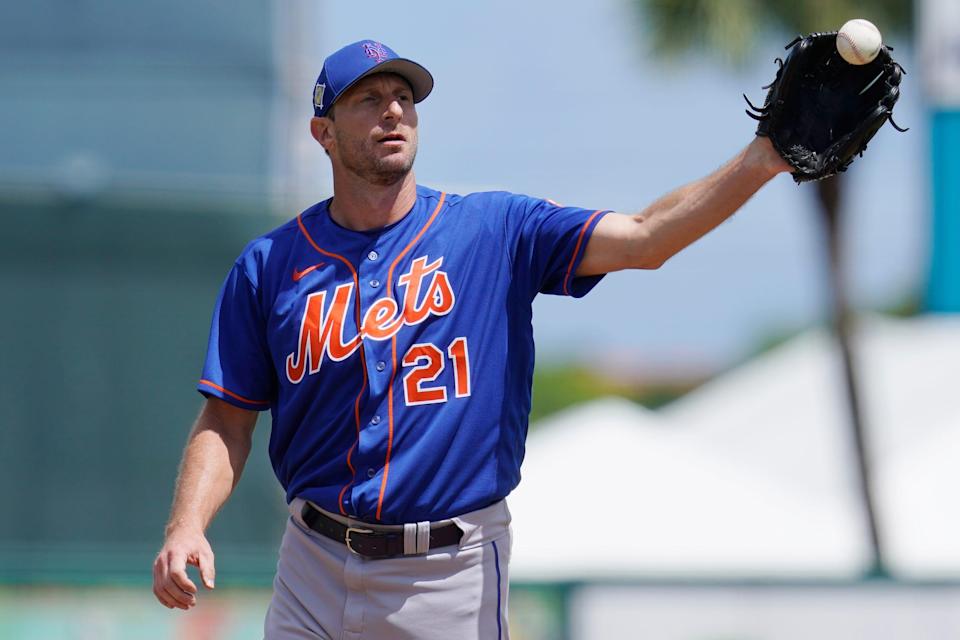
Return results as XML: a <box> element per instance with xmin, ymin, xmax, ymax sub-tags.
<box><xmin>311</xmin><ymin>116</ymin><xmax>334</xmax><ymax>153</ymax></box>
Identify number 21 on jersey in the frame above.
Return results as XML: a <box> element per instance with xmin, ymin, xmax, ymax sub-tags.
<box><xmin>401</xmin><ymin>337</ymin><xmax>471</xmax><ymax>406</ymax></box>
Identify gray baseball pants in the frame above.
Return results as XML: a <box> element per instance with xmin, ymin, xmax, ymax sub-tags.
<box><xmin>263</xmin><ymin>498</ymin><xmax>512</xmax><ymax>640</ymax></box>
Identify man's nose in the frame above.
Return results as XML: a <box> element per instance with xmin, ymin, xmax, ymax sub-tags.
<box><xmin>383</xmin><ymin>99</ymin><xmax>403</xmax><ymax>121</ymax></box>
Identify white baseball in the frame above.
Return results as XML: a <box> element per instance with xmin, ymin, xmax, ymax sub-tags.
<box><xmin>836</xmin><ymin>19</ymin><xmax>882</xmax><ymax>65</ymax></box>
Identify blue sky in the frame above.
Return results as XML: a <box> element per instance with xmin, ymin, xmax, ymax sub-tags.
<box><xmin>312</xmin><ymin>0</ymin><xmax>926</xmax><ymax>373</ymax></box>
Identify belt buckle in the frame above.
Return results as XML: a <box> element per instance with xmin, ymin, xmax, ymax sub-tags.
<box><xmin>344</xmin><ymin>526</ymin><xmax>374</xmax><ymax>555</ymax></box>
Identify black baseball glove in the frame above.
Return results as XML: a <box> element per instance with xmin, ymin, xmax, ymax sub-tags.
<box><xmin>745</xmin><ymin>32</ymin><xmax>907</xmax><ymax>183</ymax></box>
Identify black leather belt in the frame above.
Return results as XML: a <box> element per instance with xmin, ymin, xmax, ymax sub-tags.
<box><xmin>300</xmin><ymin>502</ymin><xmax>463</xmax><ymax>559</ymax></box>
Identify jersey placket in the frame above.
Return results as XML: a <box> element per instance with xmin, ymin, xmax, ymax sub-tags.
<box><xmin>350</xmin><ymin>239</ymin><xmax>392</xmax><ymax>519</ymax></box>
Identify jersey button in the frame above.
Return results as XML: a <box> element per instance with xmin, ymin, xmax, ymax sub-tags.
<box><xmin>370</xmin><ymin>279</ymin><xmax>381</xmax><ymax>288</ymax></box>
<box><xmin>371</xmin><ymin>414</ymin><xmax>381</xmax><ymax>424</ymax></box>
<box><xmin>367</xmin><ymin>468</ymin><xmax>376</xmax><ymax>478</ymax></box>
<box><xmin>375</xmin><ymin>361</ymin><xmax>386</xmax><ymax>372</ymax></box>
<box><xmin>367</xmin><ymin>250</ymin><xmax>379</xmax><ymax>261</ymax></box>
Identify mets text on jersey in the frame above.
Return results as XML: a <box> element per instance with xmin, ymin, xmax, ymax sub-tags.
<box><xmin>285</xmin><ymin>255</ymin><xmax>455</xmax><ymax>385</ymax></box>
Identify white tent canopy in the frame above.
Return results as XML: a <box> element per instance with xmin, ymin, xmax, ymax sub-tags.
<box><xmin>509</xmin><ymin>316</ymin><xmax>960</xmax><ymax>581</ymax></box>
<box><xmin>881</xmin><ymin>413</ymin><xmax>960</xmax><ymax>578</ymax></box>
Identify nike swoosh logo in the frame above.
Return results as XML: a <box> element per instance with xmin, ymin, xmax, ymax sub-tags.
<box><xmin>292</xmin><ymin>263</ymin><xmax>324</xmax><ymax>282</ymax></box>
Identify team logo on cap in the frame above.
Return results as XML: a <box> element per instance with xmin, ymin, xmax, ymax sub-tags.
<box><xmin>313</xmin><ymin>82</ymin><xmax>326</xmax><ymax>110</ymax></box>
<box><xmin>363</xmin><ymin>41</ymin><xmax>389</xmax><ymax>63</ymax></box>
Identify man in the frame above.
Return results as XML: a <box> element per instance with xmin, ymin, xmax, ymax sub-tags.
<box><xmin>153</xmin><ymin>40</ymin><xmax>790</xmax><ymax>638</ymax></box>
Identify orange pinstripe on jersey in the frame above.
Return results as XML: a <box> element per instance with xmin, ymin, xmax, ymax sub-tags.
<box><xmin>377</xmin><ymin>192</ymin><xmax>447</xmax><ymax>521</ymax></box>
<box><xmin>562</xmin><ymin>210</ymin><xmax>605</xmax><ymax>296</ymax></box>
<box><xmin>198</xmin><ymin>379</ymin><xmax>270</xmax><ymax>406</ymax></box>
<box><xmin>297</xmin><ymin>213</ymin><xmax>369</xmax><ymax>516</ymax></box>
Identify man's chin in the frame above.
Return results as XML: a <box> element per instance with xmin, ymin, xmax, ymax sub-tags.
<box><xmin>340</xmin><ymin>147</ymin><xmax>416</xmax><ymax>186</ymax></box>
<box><xmin>365</xmin><ymin>163</ymin><xmax>413</xmax><ymax>186</ymax></box>
<box><xmin>369</xmin><ymin>155</ymin><xmax>415</xmax><ymax>184</ymax></box>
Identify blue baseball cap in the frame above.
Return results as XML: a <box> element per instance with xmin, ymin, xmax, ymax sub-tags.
<box><xmin>313</xmin><ymin>40</ymin><xmax>434</xmax><ymax>118</ymax></box>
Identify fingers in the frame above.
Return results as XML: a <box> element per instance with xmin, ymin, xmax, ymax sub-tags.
<box><xmin>168</xmin><ymin>550</ymin><xmax>199</xmax><ymax>599</ymax></box>
<box><xmin>158</xmin><ymin>551</ymin><xmax>198</xmax><ymax>609</ymax></box>
<box><xmin>198</xmin><ymin>548</ymin><xmax>216</xmax><ymax>590</ymax></box>
<box><xmin>154</xmin><ymin>553</ymin><xmax>194</xmax><ymax>609</ymax></box>
<box><xmin>152</xmin><ymin>558</ymin><xmax>180</xmax><ymax>609</ymax></box>
<box><xmin>153</xmin><ymin>542</ymin><xmax>207</xmax><ymax>610</ymax></box>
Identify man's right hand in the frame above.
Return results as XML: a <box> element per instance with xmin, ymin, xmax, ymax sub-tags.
<box><xmin>153</xmin><ymin>398</ymin><xmax>257</xmax><ymax>610</ymax></box>
<box><xmin>153</xmin><ymin>527</ymin><xmax>216</xmax><ymax>610</ymax></box>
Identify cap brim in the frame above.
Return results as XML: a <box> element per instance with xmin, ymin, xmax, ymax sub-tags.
<box><xmin>348</xmin><ymin>58</ymin><xmax>434</xmax><ymax>104</ymax></box>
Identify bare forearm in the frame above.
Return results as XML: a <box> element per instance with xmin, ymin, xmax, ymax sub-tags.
<box><xmin>165</xmin><ymin>404</ymin><xmax>253</xmax><ymax>535</ymax></box>
<box><xmin>632</xmin><ymin>138</ymin><xmax>784</xmax><ymax>267</ymax></box>
<box><xmin>155</xmin><ymin>400</ymin><xmax>256</xmax><ymax>609</ymax></box>
<box><xmin>578</xmin><ymin>137</ymin><xmax>790</xmax><ymax>275</ymax></box>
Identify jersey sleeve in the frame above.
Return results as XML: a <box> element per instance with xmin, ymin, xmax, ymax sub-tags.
<box><xmin>506</xmin><ymin>193</ymin><xmax>611</xmax><ymax>298</ymax></box>
<box><xmin>197</xmin><ymin>259</ymin><xmax>276</xmax><ymax>411</ymax></box>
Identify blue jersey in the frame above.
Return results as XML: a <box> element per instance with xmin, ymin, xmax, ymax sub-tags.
<box><xmin>199</xmin><ymin>186</ymin><xmax>609</xmax><ymax>524</ymax></box>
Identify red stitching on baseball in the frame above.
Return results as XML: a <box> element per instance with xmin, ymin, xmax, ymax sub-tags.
<box><xmin>838</xmin><ymin>32</ymin><xmax>867</xmax><ymax>64</ymax></box>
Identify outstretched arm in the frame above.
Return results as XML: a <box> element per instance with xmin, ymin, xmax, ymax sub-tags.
<box><xmin>153</xmin><ymin>397</ymin><xmax>258</xmax><ymax>610</ymax></box>
<box><xmin>577</xmin><ymin>137</ymin><xmax>790</xmax><ymax>276</ymax></box>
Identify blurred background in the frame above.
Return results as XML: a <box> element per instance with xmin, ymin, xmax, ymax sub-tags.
<box><xmin>1</xmin><ymin>0</ymin><xmax>958</xmax><ymax>638</ymax></box>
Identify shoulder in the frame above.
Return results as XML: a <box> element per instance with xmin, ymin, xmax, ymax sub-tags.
<box><xmin>234</xmin><ymin>200</ymin><xmax>327</xmax><ymax>285</ymax></box>
<box><xmin>422</xmin><ymin>187</ymin><xmax>546</xmax><ymax>214</ymax></box>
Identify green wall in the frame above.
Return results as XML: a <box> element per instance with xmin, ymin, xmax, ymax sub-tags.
<box><xmin>0</xmin><ymin>195</ymin><xmax>285</xmax><ymax>585</ymax></box>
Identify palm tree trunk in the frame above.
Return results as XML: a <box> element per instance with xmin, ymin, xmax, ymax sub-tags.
<box><xmin>816</xmin><ymin>174</ymin><xmax>886</xmax><ymax>577</ymax></box>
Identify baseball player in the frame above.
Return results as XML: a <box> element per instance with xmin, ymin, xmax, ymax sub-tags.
<box><xmin>153</xmin><ymin>39</ymin><xmax>790</xmax><ymax>638</ymax></box>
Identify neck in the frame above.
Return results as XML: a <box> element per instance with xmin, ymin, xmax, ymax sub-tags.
<box><xmin>328</xmin><ymin>170</ymin><xmax>418</xmax><ymax>232</ymax></box>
